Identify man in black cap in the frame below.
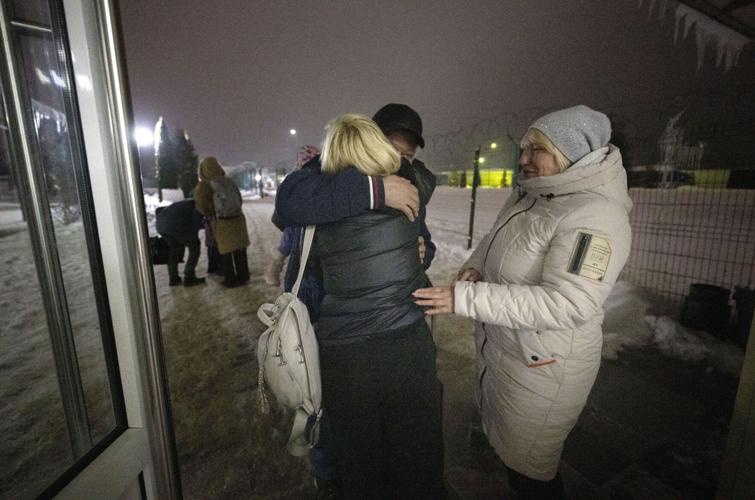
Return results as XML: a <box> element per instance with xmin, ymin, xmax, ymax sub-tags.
<box><xmin>275</xmin><ymin>103</ymin><xmax>436</xmax><ymax>270</ymax></box>
<box><xmin>371</xmin><ymin>103</ymin><xmax>436</xmax><ymax>267</ymax></box>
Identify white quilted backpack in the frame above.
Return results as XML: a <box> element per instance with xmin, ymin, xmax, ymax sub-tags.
<box><xmin>257</xmin><ymin>225</ymin><xmax>321</xmax><ymax>456</ymax></box>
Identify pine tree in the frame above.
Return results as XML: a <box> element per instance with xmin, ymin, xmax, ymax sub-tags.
<box><xmin>175</xmin><ymin>129</ymin><xmax>199</xmax><ymax>198</ymax></box>
<box><xmin>154</xmin><ymin>117</ymin><xmax>178</xmax><ymax>200</ymax></box>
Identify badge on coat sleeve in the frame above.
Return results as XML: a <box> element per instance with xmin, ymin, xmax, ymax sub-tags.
<box><xmin>568</xmin><ymin>232</ymin><xmax>611</xmax><ymax>281</ymax></box>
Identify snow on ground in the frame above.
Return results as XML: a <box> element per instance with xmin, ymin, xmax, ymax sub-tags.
<box><xmin>425</xmin><ymin>188</ymin><xmax>743</xmax><ymax>377</ymax></box>
<box><xmin>0</xmin><ymin>187</ymin><xmax>748</xmax><ymax>498</ymax></box>
<box><xmin>0</xmin><ymin>216</ymin><xmax>115</xmax><ymax>499</ymax></box>
<box><xmin>601</xmin><ymin>282</ymin><xmax>743</xmax><ymax>377</ymax></box>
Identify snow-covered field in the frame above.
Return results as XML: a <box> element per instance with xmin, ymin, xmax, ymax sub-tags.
<box><xmin>427</xmin><ymin>186</ymin><xmax>755</xmax><ymax>309</ymax></box>
<box><xmin>0</xmin><ymin>188</ymin><xmax>748</xmax><ymax>498</ymax></box>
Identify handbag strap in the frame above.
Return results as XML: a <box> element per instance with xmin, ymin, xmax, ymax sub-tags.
<box><xmin>291</xmin><ymin>225</ymin><xmax>315</xmax><ymax>298</ymax></box>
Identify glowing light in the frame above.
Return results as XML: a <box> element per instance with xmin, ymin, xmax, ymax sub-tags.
<box><xmin>134</xmin><ymin>126</ymin><xmax>153</xmax><ymax>148</ymax></box>
<box><xmin>255</xmin><ymin>173</ymin><xmax>262</xmax><ymax>182</ymax></box>
<box><xmin>479</xmin><ymin>157</ymin><xmax>486</xmax><ymax>164</ymax></box>
<box><xmin>490</xmin><ymin>142</ymin><xmax>497</xmax><ymax>149</ymax></box>
<box><xmin>289</xmin><ymin>129</ymin><xmax>297</xmax><ymax>135</ymax></box>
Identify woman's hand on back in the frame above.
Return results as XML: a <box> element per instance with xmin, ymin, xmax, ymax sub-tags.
<box><xmin>413</xmin><ymin>285</ymin><xmax>454</xmax><ymax>315</ymax></box>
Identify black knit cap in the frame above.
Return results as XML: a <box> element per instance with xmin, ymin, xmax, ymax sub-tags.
<box><xmin>372</xmin><ymin>103</ymin><xmax>425</xmax><ymax>148</ymax></box>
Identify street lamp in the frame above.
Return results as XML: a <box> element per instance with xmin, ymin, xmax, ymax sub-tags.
<box><xmin>289</xmin><ymin>128</ymin><xmax>298</xmax><ymax>167</ymax></box>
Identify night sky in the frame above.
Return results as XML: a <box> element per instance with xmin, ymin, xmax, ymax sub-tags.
<box><xmin>118</xmin><ymin>0</ymin><xmax>754</xmax><ymax>168</ymax></box>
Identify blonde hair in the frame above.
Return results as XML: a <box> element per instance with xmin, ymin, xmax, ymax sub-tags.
<box><xmin>321</xmin><ymin>113</ymin><xmax>400</xmax><ymax>176</ymax></box>
<box><xmin>520</xmin><ymin>128</ymin><xmax>571</xmax><ymax>172</ymax></box>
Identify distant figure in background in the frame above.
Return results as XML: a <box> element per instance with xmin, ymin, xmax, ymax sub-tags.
<box><xmin>264</xmin><ymin>145</ymin><xmax>321</xmax><ymax>287</ymax></box>
<box><xmin>155</xmin><ymin>199</ymin><xmax>205</xmax><ymax>287</ymax></box>
<box><xmin>194</xmin><ymin>157</ymin><xmax>250</xmax><ymax>288</ymax></box>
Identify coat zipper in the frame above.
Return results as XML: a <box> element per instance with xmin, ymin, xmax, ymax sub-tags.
<box><xmin>477</xmin><ymin>197</ymin><xmax>537</xmax><ymax>407</ymax></box>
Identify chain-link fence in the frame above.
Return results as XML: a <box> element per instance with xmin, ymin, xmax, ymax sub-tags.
<box><xmin>422</xmin><ymin>91</ymin><xmax>755</xmax><ymax>311</ymax></box>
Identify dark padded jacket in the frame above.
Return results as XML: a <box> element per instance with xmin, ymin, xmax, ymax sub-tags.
<box><xmin>274</xmin><ymin>156</ymin><xmax>436</xmax><ymax>270</ymax></box>
<box><xmin>155</xmin><ymin>199</ymin><xmax>203</xmax><ymax>239</ymax></box>
<box><xmin>314</xmin><ymin>164</ymin><xmax>432</xmax><ymax>345</ymax></box>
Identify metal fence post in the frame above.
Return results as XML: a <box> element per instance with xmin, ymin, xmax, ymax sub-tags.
<box><xmin>467</xmin><ymin>147</ymin><xmax>481</xmax><ymax>250</ymax></box>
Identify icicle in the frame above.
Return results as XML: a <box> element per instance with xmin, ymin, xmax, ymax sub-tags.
<box><xmin>674</xmin><ymin>4</ymin><xmax>749</xmax><ymax>72</ymax></box>
<box><xmin>658</xmin><ymin>0</ymin><xmax>669</xmax><ymax>20</ymax></box>
<box><xmin>674</xmin><ymin>12</ymin><xmax>681</xmax><ymax>44</ymax></box>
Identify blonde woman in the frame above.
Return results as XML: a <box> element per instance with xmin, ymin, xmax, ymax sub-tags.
<box><xmin>303</xmin><ymin>114</ymin><xmax>443</xmax><ymax>499</ymax></box>
<box><xmin>414</xmin><ymin>106</ymin><xmax>632</xmax><ymax>500</ymax></box>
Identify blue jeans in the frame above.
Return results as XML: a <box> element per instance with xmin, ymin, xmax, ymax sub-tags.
<box><xmin>307</xmin><ymin>412</ymin><xmax>339</xmax><ymax>481</ymax></box>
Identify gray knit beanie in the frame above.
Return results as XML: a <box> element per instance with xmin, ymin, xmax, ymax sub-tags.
<box><xmin>528</xmin><ymin>105</ymin><xmax>611</xmax><ymax>163</ymax></box>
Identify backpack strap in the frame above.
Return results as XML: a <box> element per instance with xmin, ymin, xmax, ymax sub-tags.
<box><xmin>291</xmin><ymin>225</ymin><xmax>315</xmax><ymax>298</ymax></box>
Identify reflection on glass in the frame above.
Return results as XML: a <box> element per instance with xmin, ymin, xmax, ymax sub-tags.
<box><xmin>0</xmin><ymin>85</ymin><xmax>71</xmax><ymax>499</ymax></box>
<box><xmin>9</xmin><ymin>0</ymin><xmax>51</xmax><ymax>26</ymax></box>
<box><xmin>17</xmin><ymin>34</ymin><xmax>117</xmax><ymax>443</ymax></box>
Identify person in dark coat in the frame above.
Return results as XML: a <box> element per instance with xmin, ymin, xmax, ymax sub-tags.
<box><xmin>155</xmin><ymin>199</ymin><xmax>205</xmax><ymax>287</ymax></box>
<box><xmin>277</xmin><ymin>113</ymin><xmax>444</xmax><ymax>499</ymax></box>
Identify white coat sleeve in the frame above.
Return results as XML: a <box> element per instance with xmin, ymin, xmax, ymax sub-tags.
<box><xmin>454</xmin><ymin>202</ymin><xmax>631</xmax><ymax>331</ymax></box>
<box><xmin>462</xmin><ymin>190</ymin><xmax>524</xmax><ymax>272</ymax></box>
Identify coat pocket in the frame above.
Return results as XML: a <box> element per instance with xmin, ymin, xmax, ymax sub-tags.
<box><xmin>518</xmin><ymin>330</ymin><xmax>569</xmax><ymax>386</ymax></box>
<box><xmin>517</xmin><ymin>330</ymin><xmax>557</xmax><ymax>368</ymax></box>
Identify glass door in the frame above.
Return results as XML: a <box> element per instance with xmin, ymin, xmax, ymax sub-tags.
<box><xmin>0</xmin><ymin>0</ymin><xmax>180</xmax><ymax>498</ymax></box>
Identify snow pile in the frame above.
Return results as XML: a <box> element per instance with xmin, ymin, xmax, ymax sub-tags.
<box><xmin>143</xmin><ymin>192</ymin><xmax>174</xmax><ymax>236</ymax></box>
<box><xmin>602</xmin><ymin>281</ymin><xmax>655</xmax><ymax>358</ymax></box>
<box><xmin>647</xmin><ymin>315</ymin><xmax>744</xmax><ymax>376</ymax></box>
<box><xmin>602</xmin><ymin>281</ymin><xmax>744</xmax><ymax>376</ymax></box>
<box><xmin>142</xmin><ymin>192</ymin><xmax>172</xmax><ymax>213</ymax></box>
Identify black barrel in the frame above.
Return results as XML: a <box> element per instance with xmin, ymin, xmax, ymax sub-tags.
<box><xmin>681</xmin><ymin>283</ymin><xmax>731</xmax><ymax>336</ymax></box>
<box><xmin>733</xmin><ymin>287</ymin><xmax>755</xmax><ymax>348</ymax></box>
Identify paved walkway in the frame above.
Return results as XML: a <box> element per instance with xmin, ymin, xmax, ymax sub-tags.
<box><xmin>437</xmin><ymin>324</ymin><xmax>739</xmax><ymax>500</ymax></box>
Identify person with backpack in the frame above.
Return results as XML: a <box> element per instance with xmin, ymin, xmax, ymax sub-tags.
<box><xmin>276</xmin><ymin>114</ymin><xmax>444</xmax><ymax>499</ymax></box>
<box><xmin>194</xmin><ymin>156</ymin><xmax>250</xmax><ymax>288</ymax></box>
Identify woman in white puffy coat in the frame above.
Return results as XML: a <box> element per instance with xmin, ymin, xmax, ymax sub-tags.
<box><xmin>414</xmin><ymin>105</ymin><xmax>632</xmax><ymax>500</ymax></box>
